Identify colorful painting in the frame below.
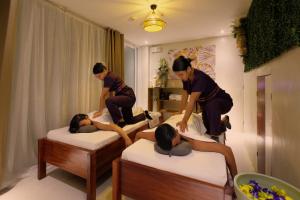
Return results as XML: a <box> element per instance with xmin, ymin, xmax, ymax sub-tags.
<box><xmin>167</xmin><ymin>45</ymin><xmax>216</xmax><ymax>79</ymax></box>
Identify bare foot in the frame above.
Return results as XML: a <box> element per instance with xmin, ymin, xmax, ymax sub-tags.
<box><xmin>222</xmin><ymin>115</ymin><xmax>231</xmax><ymax>129</ymax></box>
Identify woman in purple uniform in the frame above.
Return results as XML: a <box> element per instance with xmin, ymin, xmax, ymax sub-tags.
<box><xmin>92</xmin><ymin>63</ymin><xmax>152</xmax><ymax>127</ymax></box>
<box><xmin>173</xmin><ymin>56</ymin><xmax>232</xmax><ymax>139</ymax></box>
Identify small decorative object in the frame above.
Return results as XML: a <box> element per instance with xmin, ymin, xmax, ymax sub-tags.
<box><xmin>151</xmin><ymin>75</ymin><xmax>160</xmax><ymax>87</ymax></box>
<box><xmin>157</xmin><ymin>58</ymin><xmax>169</xmax><ymax>88</ymax></box>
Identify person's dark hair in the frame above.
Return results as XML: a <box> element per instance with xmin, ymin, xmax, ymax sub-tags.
<box><xmin>93</xmin><ymin>63</ymin><xmax>106</xmax><ymax>75</ymax></box>
<box><xmin>69</xmin><ymin>114</ymin><xmax>88</xmax><ymax>133</ymax></box>
<box><xmin>172</xmin><ymin>56</ymin><xmax>193</xmax><ymax>72</ymax></box>
<box><xmin>155</xmin><ymin>123</ymin><xmax>176</xmax><ymax>151</ymax></box>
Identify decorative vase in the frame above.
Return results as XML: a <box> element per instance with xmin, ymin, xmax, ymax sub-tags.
<box><xmin>160</xmin><ymin>75</ymin><xmax>168</xmax><ymax>88</ymax></box>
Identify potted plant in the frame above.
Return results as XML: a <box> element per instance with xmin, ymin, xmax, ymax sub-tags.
<box><xmin>232</xmin><ymin>17</ymin><xmax>247</xmax><ymax>56</ymax></box>
<box><xmin>157</xmin><ymin>58</ymin><xmax>169</xmax><ymax>88</ymax></box>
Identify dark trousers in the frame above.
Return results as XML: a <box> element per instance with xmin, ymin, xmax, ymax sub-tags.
<box><xmin>105</xmin><ymin>87</ymin><xmax>146</xmax><ymax>124</ymax></box>
<box><xmin>201</xmin><ymin>91</ymin><xmax>233</xmax><ymax>135</ymax></box>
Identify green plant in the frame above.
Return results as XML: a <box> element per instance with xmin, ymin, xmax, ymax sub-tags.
<box><xmin>157</xmin><ymin>58</ymin><xmax>169</xmax><ymax>78</ymax></box>
<box><xmin>232</xmin><ymin>17</ymin><xmax>247</xmax><ymax>57</ymax></box>
<box><xmin>233</xmin><ymin>0</ymin><xmax>300</xmax><ymax>72</ymax></box>
<box><xmin>157</xmin><ymin>58</ymin><xmax>169</xmax><ymax>87</ymax></box>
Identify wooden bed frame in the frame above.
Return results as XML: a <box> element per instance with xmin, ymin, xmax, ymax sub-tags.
<box><xmin>112</xmin><ymin>158</ymin><xmax>233</xmax><ymax>200</ymax></box>
<box><xmin>37</xmin><ymin>123</ymin><xmax>149</xmax><ymax>200</ymax></box>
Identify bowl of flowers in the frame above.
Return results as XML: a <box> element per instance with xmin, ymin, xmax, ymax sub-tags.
<box><xmin>234</xmin><ymin>172</ymin><xmax>300</xmax><ymax>200</ymax></box>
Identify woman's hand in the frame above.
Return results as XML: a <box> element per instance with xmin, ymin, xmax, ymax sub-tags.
<box><xmin>93</xmin><ymin>111</ymin><xmax>103</xmax><ymax>118</ymax></box>
<box><xmin>176</xmin><ymin>120</ymin><xmax>188</xmax><ymax>133</ymax></box>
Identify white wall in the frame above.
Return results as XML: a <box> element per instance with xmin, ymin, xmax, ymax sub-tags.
<box><xmin>124</xmin><ymin>46</ymin><xmax>135</xmax><ymax>89</ymax></box>
<box><xmin>243</xmin><ymin>47</ymin><xmax>300</xmax><ymax>188</ymax></box>
<box><xmin>135</xmin><ymin>46</ymin><xmax>149</xmax><ymax>109</ymax></box>
<box><xmin>148</xmin><ymin>36</ymin><xmax>245</xmax><ymax>133</ymax></box>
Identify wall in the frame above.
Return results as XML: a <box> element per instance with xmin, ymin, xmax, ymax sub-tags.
<box><xmin>148</xmin><ymin>36</ymin><xmax>245</xmax><ymax>133</ymax></box>
<box><xmin>244</xmin><ymin>47</ymin><xmax>300</xmax><ymax>188</ymax></box>
<box><xmin>124</xmin><ymin>46</ymin><xmax>135</xmax><ymax>89</ymax></box>
<box><xmin>135</xmin><ymin>46</ymin><xmax>149</xmax><ymax>109</ymax></box>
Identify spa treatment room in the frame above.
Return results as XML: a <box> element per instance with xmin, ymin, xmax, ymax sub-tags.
<box><xmin>0</xmin><ymin>0</ymin><xmax>300</xmax><ymax>200</ymax></box>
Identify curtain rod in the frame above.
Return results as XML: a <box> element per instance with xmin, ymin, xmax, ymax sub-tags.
<box><xmin>44</xmin><ymin>0</ymin><xmax>106</xmax><ymax>29</ymax></box>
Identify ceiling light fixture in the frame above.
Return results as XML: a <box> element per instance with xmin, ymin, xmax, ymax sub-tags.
<box><xmin>143</xmin><ymin>4</ymin><xmax>166</xmax><ymax>32</ymax></box>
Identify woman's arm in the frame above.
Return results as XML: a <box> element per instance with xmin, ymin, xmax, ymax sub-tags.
<box><xmin>179</xmin><ymin>90</ymin><xmax>188</xmax><ymax>114</ymax></box>
<box><xmin>177</xmin><ymin>92</ymin><xmax>201</xmax><ymax>132</ymax></box>
<box><xmin>93</xmin><ymin>87</ymin><xmax>110</xmax><ymax>118</ymax></box>
<box><xmin>134</xmin><ymin>131</ymin><xmax>156</xmax><ymax>142</ymax></box>
<box><xmin>93</xmin><ymin>121</ymin><xmax>132</xmax><ymax>146</ymax></box>
<box><xmin>190</xmin><ymin>140</ymin><xmax>237</xmax><ymax>178</ymax></box>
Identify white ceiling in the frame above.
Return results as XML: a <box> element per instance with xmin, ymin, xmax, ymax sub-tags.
<box><xmin>48</xmin><ymin>0</ymin><xmax>252</xmax><ymax>46</ymax></box>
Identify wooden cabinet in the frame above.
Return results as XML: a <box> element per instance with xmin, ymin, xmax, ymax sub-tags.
<box><xmin>148</xmin><ymin>87</ymin><xmax>201</xmax><ymax>115</ymax></box>
<box><xmin>148</xmin><ymin>87</ymin><xmax>184</xmax><ymax>112</ymax></box>
<box><xmin>148</xmin><ymin>87</ymin><xmax>183</xmax><ymax>112</ymax></box>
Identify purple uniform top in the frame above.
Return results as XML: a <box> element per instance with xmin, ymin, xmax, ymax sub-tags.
<box><xmin>182</xmin><ymin>69</ymin><xmax>221</xmax><ymax>104</ymax></box>
<box><xmin>103</xmin><ymin>71</ymin><xmax>125</xmax><ymax>93</ymax></box>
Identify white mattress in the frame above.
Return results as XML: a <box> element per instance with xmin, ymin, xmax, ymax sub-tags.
<box><xmin>122</xmin><ymin>139</ymin><xmax>227</xmax><ymax>187</ymax></box>
<box><xmin>47</xmin><ymin>110</ymin><xmax>161</xmax><ymax>150</ymax></box>
<box><xmin>47</xmin><ymin>120</ymin><xmax>147</xmax><ymax>150</ymax></box>
<box><xmin>144</xmin><ymin>113</ymin><xmax>216</xmax><ymax>143</ymax></box>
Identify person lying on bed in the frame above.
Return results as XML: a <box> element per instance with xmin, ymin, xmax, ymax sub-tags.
<box><xmin>69</xmin><ymin>114</ymin><xmax>132</xmax><ymax>146</ymax></box>
<box><xmin>135</xmin><ymin>123</ymin><xmax>237</xmax><ymax>178</ymax></box>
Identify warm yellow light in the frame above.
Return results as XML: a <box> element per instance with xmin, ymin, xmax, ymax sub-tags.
<box><xmin>143</xmin><ymin>5</ymin><xmax>166</xmax><ymax>32</ymax></box>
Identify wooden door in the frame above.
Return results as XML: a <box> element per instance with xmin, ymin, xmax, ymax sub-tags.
<box><xmin>257</xmin><ymin>76</ymin><xmax>266</xmax><ymax>173</ymax></box>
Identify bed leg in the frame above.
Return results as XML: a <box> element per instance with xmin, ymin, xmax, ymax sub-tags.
<box><xmin>224</xmin><ymin>182</ymin><xmax>233</xmax><ymax>200</ymax></box>
<box><xmin>87</xmin><ymin>152</ymin><xmax>96</xmax><ymax>200</ymax></box>
<box><xmin>112</xmin><ymin>158</ymin><xmax>121</xmax><ymax>200</ymax></box>
<box><xmin>38</xmin><ymin>138</ymin><xmax>46</xmax><ymax>180</ymax></box>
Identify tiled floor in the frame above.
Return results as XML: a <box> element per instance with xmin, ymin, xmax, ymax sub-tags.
<box><xmin>0</xmin><ymin>131</ymin><xmax>255</xmax><ymax>200</ymax></box>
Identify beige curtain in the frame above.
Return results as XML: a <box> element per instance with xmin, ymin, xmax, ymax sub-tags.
<box><xmin>2</xmin><ymin>0</ymin><xmax>105</xmax><ymax>188</ymax></box>
<box><xmin>105</xmin><ymin>28</ymin><xmax>124</xmax><ymax>79</ymax></box>
<box><xmin>0</xmin><ymin>1</ymin><xmax>10</xmax><ymax>76</ymax></box>
<box><xmin>0</xmin><ymin>0</ymin><xmax>17</xmax><ymax>188</ymax></box>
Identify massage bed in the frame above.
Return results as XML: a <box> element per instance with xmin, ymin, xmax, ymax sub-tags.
<box><xmin>112</xmin><ymin>114</ymin><xmax>233</xmax><ymax>200</ymax></box>
<box><xmin>38</xmin><ymin>109</ymin><xmax>161</xmax><ymax>200</ymax></box>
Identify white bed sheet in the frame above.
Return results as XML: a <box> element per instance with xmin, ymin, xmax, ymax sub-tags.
<box><xmin>121</xmin><ymin>139</ymin><xmax>227</xmax><ymax>187</ymax></box>
<box><xmin>144</xmin><ymin>113</ymin><xmax>216</xmax><ymax>143</ymax></box>
<box><xmin>47</xmin><ymin>120</ymin><xmax>147</xmax><ymax>150</ymax></box>
<box><xmin>47</xmin><ymin>110</ymin><xmax>161</xmax><ymax>150</ymax></box>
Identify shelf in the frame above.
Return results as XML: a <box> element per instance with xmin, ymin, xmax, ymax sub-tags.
<box><xmin>149</xmin><ymin>87</ymin><xmax>185</xmax><ymax>112</ymax></box>
<box><xmin>160</xmin><ymin>109</ymin><xmax>179</xmax><ymax>113</ymax></box>
<box><xmin>149</xmin><ymin>87</ymin><xmax>182</xmax><ymax>89</ymax></box>
<box><xmin>159</xmin><ymin>99</ymin><xmax>181</xmax><ymax>102</ymax></box>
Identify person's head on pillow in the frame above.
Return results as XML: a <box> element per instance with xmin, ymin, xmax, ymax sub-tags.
<box><xmin>155</xmin><ymin>123</ymin><xmax>181</xmax><ymax>151</ymax></box>
<box><xmin>69</xmin><ymin>114</ymin><xmax>92</xmax><ymax>133</ymax></box>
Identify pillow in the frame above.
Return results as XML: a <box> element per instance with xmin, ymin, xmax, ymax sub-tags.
<box><xmin>77</xmin><ymin>125</ymin><xmax>99</xmax><ymax>133</ymax></box>
<box><xmin>154</xmin><ymin>141</ymin><xmax>192</xmax><ymax>157</ymax></box>
<box><xmin>132</xmin><ymin>106</ymin><xmax>144</xmax><ymax>115</ymax></box>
